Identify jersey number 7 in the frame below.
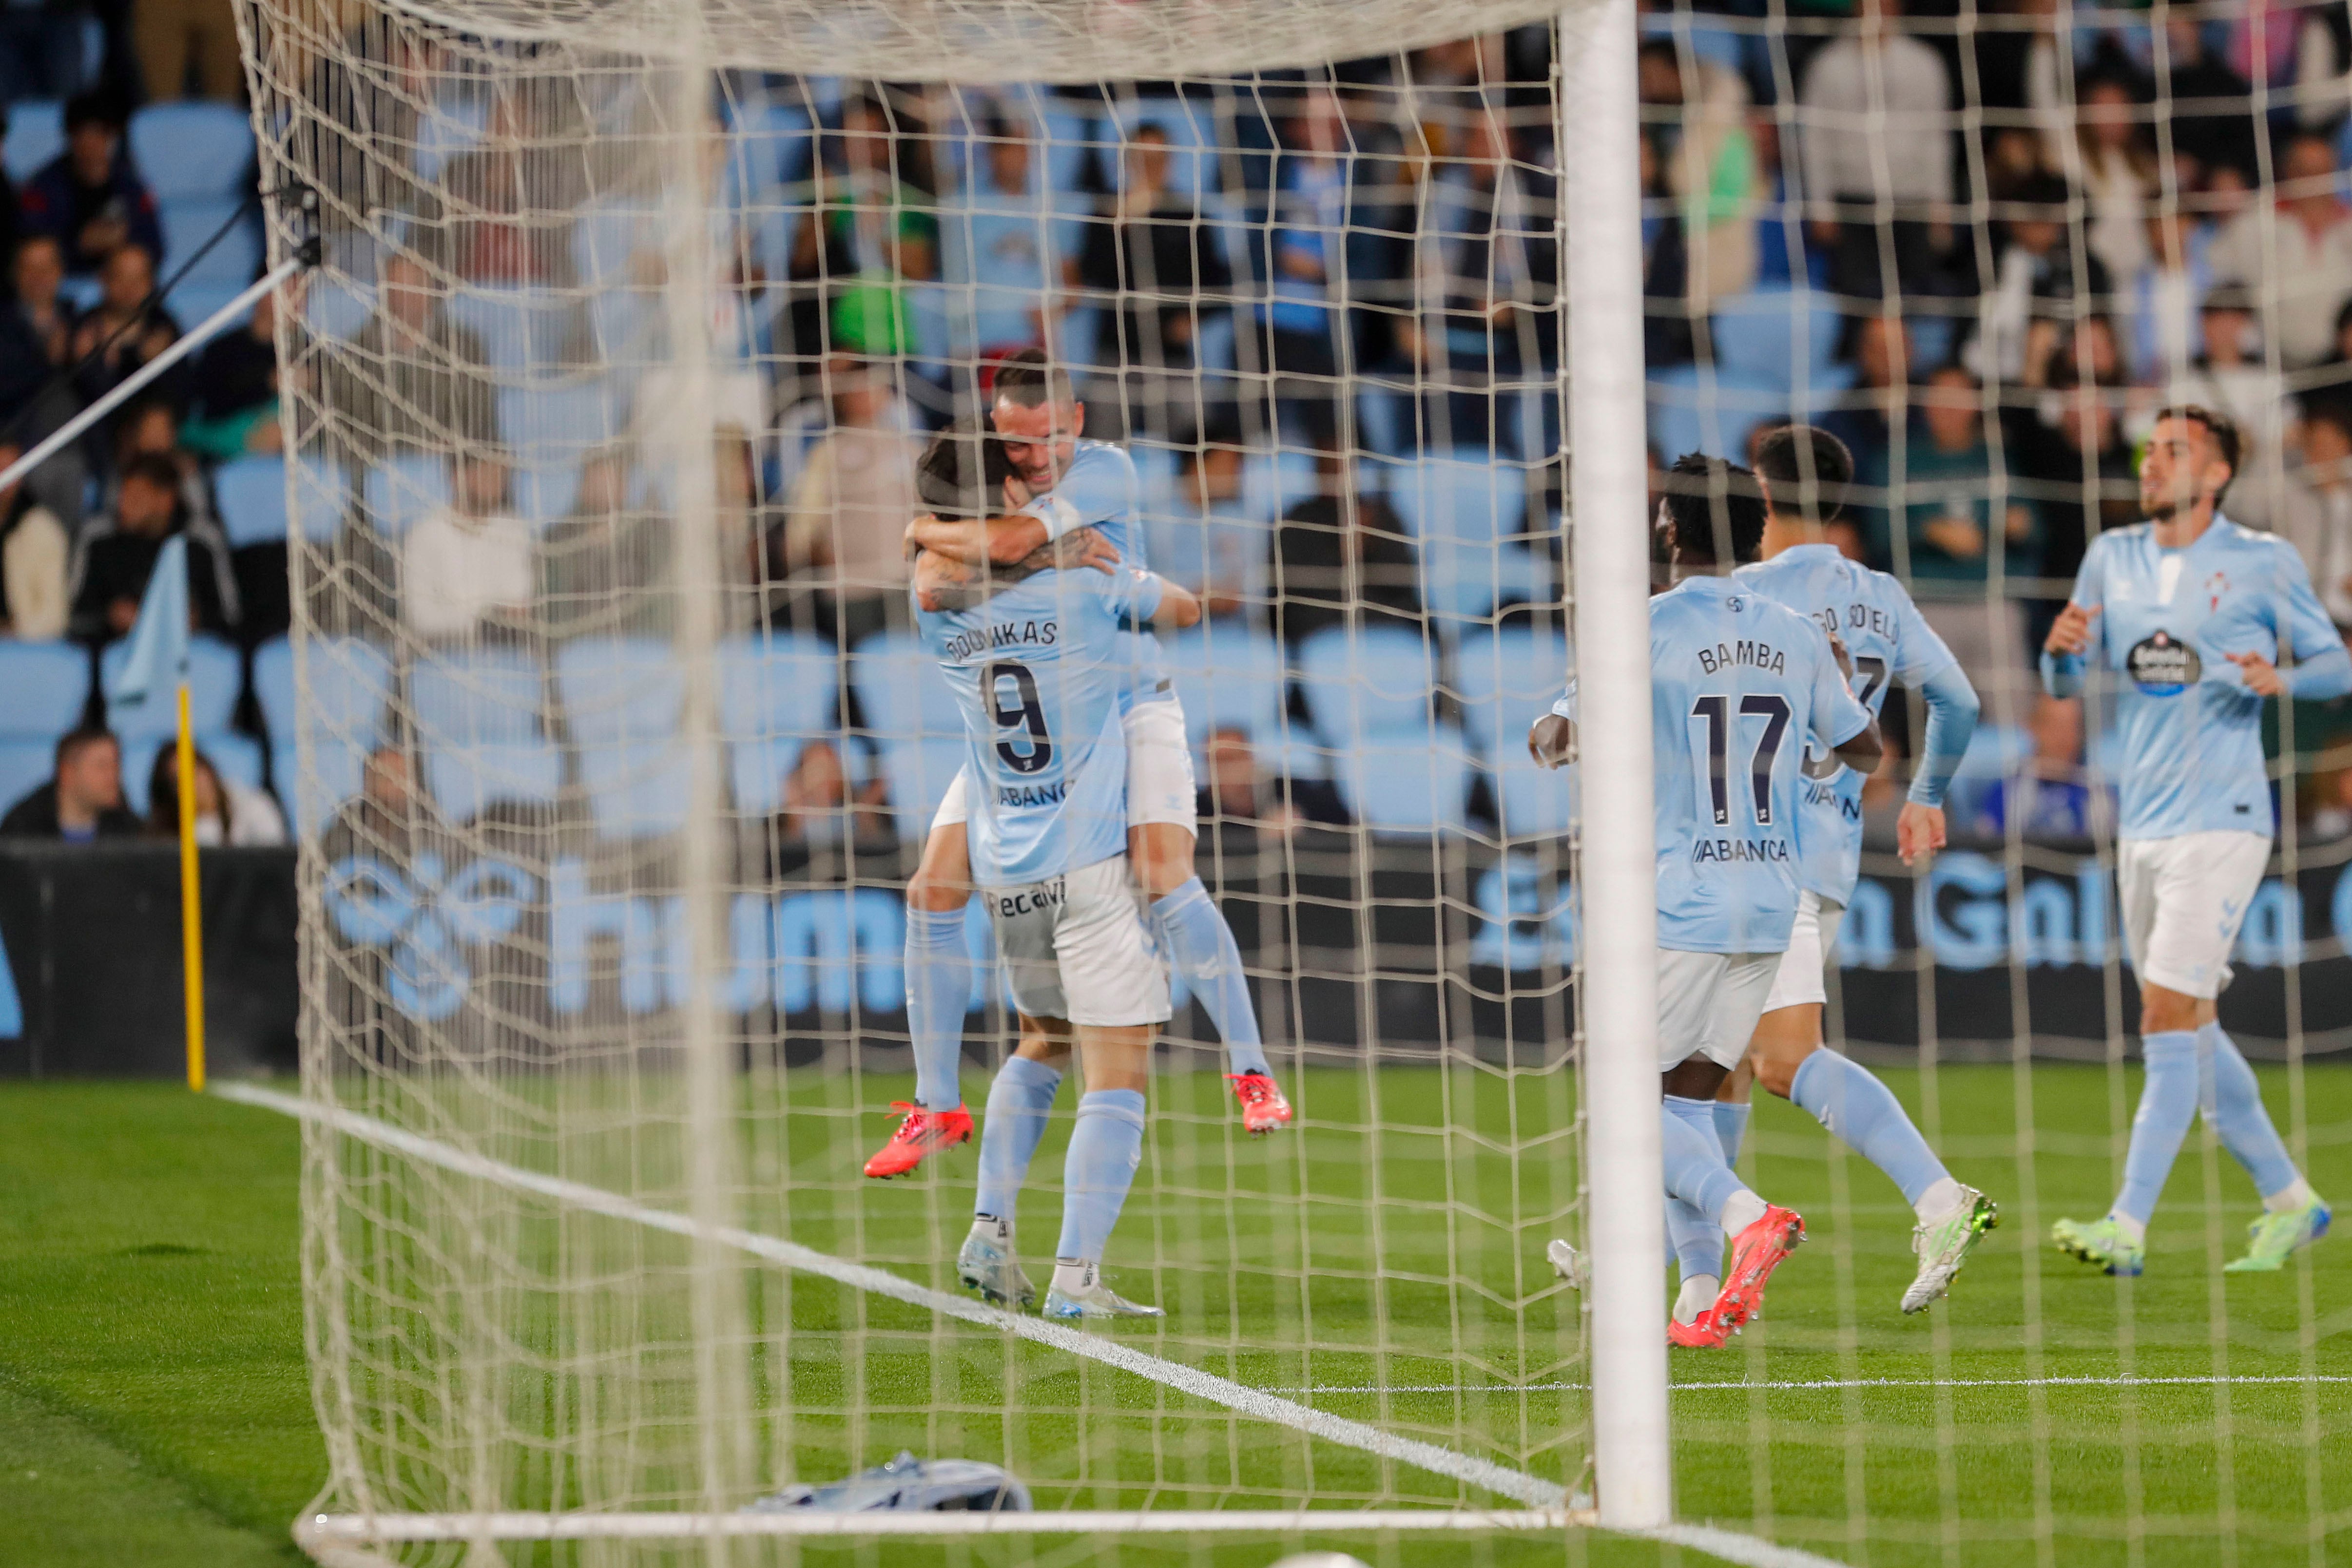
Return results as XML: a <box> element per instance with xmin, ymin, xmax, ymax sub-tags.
<box><xmin>1691</xmin><ymin>694</ymin><xmax>1793</xmax><ymax>826</ymax></box>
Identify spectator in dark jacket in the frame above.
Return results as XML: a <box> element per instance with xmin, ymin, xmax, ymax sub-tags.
<box><xmin>0</xmin><ymin>727</ymin><xmax>139</xmax><ymax>840</ymax></box>
<box><xmin>19</xmin><ymin>90</ymin><xmax>163</xmax><ymax>276</ymax></box>
<box><xmin>183</xmin><ymin>284</ymin><xmax>285</xmax><ymax>459</ymax></box>
<box><xmin>70</xmin><ymin>242</ymin><xmax>182</xmax><ymax>414</ymax></box>
<box><xmin>1268</xmin><ymin>450</ymin><xmax>1423</xmax><ymax>646</ymax></box>
<box><xmin>67</xmin><ymin>451</ymin><xmax>238</xmax><ymax>641</ymax></box>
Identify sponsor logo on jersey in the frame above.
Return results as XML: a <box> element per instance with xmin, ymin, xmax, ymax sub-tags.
<box><xmin>2126</xmin><ymin>630</ymin><xmax>2201</xmax><ymax>695</ymax></box>
<box><xmin>1692</xmin><ymin>837</ymin><xmax>1791</xmax><ymax>863</ymax></box>
<box><xmin>995</xmin><ymin>876</ymin><xmax>1068</xmax><ymax>919</ymax></box>
<box><xmin>996</xmin><ymin>781</ymin><xmax>1069</xmax><ymax>809</ymax></box>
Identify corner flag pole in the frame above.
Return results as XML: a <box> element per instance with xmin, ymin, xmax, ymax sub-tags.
<box><xmin>178</xmin><ymin>681</ymin><xmax>205</xmax><ymax>1092</ymax></box>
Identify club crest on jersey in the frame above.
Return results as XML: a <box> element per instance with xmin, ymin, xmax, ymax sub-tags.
<box><xmin>2203</xmin><ymin>571</ymin><xmax>2230</xmax><ymax>612</ymax></box>
<box><xmin>2127</xmin><ymin>630</ymin><xmax>2201</xmax><ymax>695</ymax></box>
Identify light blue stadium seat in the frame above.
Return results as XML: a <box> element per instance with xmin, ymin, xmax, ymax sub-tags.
<box><xmin>587</xmin><ymin>287</ymin><xmax>655</xmax><ymax>362</ymax></box>
<box><xmin>1333</xmin><ymin>734</ymin><xmax>1473</xmax><ymax>836</ymax></box>
<box><xmin>1710</xmin><ymin>288</ymin><xmax>1845</xmax><ymax>389</ymax></box>
<box><xmin>849</xmin><ymin>632</ymin><xmax>964</xmax><ymax>745</ymax></box>
<box><xmin>361</xmin><ymin>454</ymin><xmax>452</xmax><ymax>539</ymax></box>
<box><xmin>291</xmin><ymin>454</ymin><xmax>349</xmax><ymax>545</ymax></box>
<box><xmin>1647</xmin><ymin>365</ymin><xmax>1854</xmax><ymax>466</ymax></box>
<box><xmin>100</xmin><ymin>635</ymin><xmax>239</xmax><ymax>739</ymax></box>
<box><xmin>1296</xmin><ymin>624</ymin><xmax>1437</xmax><ymax>741</ymax></box>
<box><xmin>255</xmin><ymin>635</ymin><xmax>393</xmax><ymax>835</ymax></box>
<box><xmin>0</xmin><ymin>641</ymin><xmax>90</xmax><ymax>739</ymax></box>
<box><xmin>410</xmin><ymin>650</ymin><xmax>545</xmax><ymax>749</ymax></box>
<box><xmin>158</xmin><ymin>198</ymin><xmax>261</xmax><ymax>288</ymax></box>
<box><xmin>1240</xmin><ymin>448</ymin><xmax>1317</xmax><ymax>522</ymax></box>
<box><xmin>1452</xmin><ymin>624</ymin><xmax>1570</xmax><ymax>756</ymax></box>
<box><xmin>129</xmin><ymin>102</ymin><xmax>253</xmax><ymax>202</ymax></box>
<box><xmin>1386</xmin><ymin>453</ymin><xmax>1528</xmax><ymax>544</ymax></box>
<box><xmin>1487</xmin><ymin>746</ymin><xmax>1579</xmax><ymax>841</ymax></box>
<box><xmin>1423</xmin><ymin>541</ymin><xmax>1553</xmax><ymax>628</ymax></box>
<box><xmin>511</xmin><ymin>464</ymin><xmax>583</xmax><ymax>528</ymax></box>
<box><xmin>556</xmin><ymin>637</ymin><xmax>684</xmax><ymax>746</ymax></box>
<box><xmin>4</xmin><ymin>100</ymin><xmax>61</xmax><ymax>184</ymax></box>
<box><xmin>412</xmin><ymin>92</ymin><xmax>489</xmax><ymax>184</ymax></box>
<box><xmin>1161</xmin><ymin>624</ymin><xmax>1291</xmax><ymax>746</ymax></box>
<box><xmin>305</xmin><ymin>278</ymin><xmax>374</xmax><ymax>340</ymax></box>
<box><xmin>721</xmin><ymin>96</ymin><xmax>815</xmax><ymax>201</ymax></box>
<box><xmin>878</xmin><ymin>736</ymin><xmax>970</xmax><ymax>837</ymax></box>
<box><xmin>500</xmin><ymin>382</ymin><xmax>620</xmax><ymax>461</ymax></box>
<box><xmin>215</xmin><ymin>455</ymin><xmax>289</xmax><ymax>548</ymax></box>
<box><xmin>574</xmin><ymin>200</ymin><xmax>654</xmax><ymax>287</ymax></box>
<box><xmin>422</xmin><ymin>739</ymin><xmax>562</xmax><ymax>822</ymax></box>
<box><xmin>443</xmin><ymin>288</ymin><xmax>577</xmax><ymax>375</ymax></box>
<box><xmin>1036</xmin><ymin>103</ymin><xmax>1099</xmax><ymax>196</ymax></box>
<box><xmin>578</xmin><ymin>739</ymin><xmax>693</xmax><ymax>839</ymax></box>
<box><xmin>719</xmin><ymin>632</ymin><xmax>837</xmax><ymax>745</ymax></box>
<box><xmin>0</xmin><ymin>741</ymin><xmax>52</xmax><ymax>813</ymax></box>
<box><xmin>122</xmin><ymin>730</ymin><xmax>263</xmax><ymax>817</ymax></box>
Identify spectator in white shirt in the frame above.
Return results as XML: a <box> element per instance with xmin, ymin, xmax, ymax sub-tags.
<box><xmin>400</xmin><ymin>454</ymin><xmax>535</xmax><ymax>643</ymax></box>
<box><xmin>1797</xmin><ymin>0</ymin><xmax>1956</xmax><ymax>298</ymax></box>
<box><xmin>2208</xmin><ymin>132</ymin><xmax>2352</xmax><ymax>368</ymax></box>
<box><xmin>0</xmin><ymin>440</ymin><xmax>67</xmax><ymax>640</ymax></box>
<box><xmin>2273</xmin><ymin>400</ymin><xmax>2352</xmax><ymax>630</ymax></box>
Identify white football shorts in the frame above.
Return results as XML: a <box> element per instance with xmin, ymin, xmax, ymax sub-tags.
<box><xmin>1656</xmin><ymin>948</ymin><xmax>1782</xmax><ymax>1072</ymax></box>
<box><xmin>984</xmin><ymin>855</ymin><xmax>1172</xmax><ymax>1027</ymax></box>
<box><xmin>1759</xmin><ymin>892</ymin><xmax>1847</xmax><ymax>1014</ymax></box>
<box><xmin>930</xmin><ymin>696</ymin><xmax>1199</xmax><ymax>835</ymax></box>
<box><xmin>2118</xmin><ymin>829</ymin><xmax>2271</xmax><ymax>1000</ymax></box>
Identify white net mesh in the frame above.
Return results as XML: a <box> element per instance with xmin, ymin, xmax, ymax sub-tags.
<box><xmin>242</xmin><ymin>0</ymin><xmax>2348</xmax><ymax>1560</ymax></box>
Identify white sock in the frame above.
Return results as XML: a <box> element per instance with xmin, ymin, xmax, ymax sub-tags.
<box><xmin>1673</xmin><ymin>1274</ymin><xmax>1719</xmax><ymax>1325</ymax></box>
<box><xmin>1914</xmin><ymin>1176</ymin><xmax>1967</xmax><ymax>1224</ymax></box>
<box><xmin>1719</xmin><ymin>1189</ymin><xmax>1768</xmax><ymax>1237</ymax></box>
<box><xmin>1050</xmin><ymin>1257</ymin><xmax>1098</xmax><ymax>1296</ymax></box>
<box><xmin>2265</xmin><ymin>1177</ymin><xmax>2318</xmax><ymax>1215</ymax></box>
<box><xmin>2106</xmin><ymin>1210</ymin><xmax>2147</xmax><ymax>1246</ymax></box>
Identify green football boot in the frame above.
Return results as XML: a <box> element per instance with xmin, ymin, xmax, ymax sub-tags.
<box><xmin>2224</xmin><ymin>1195</ymin><xmax>2331</xmax><ymax>1274</ymax></box>
<box><xmin>1902</xmin><ymin>1186</ymin><xmax>2000</xmax><ymax>1312</ymax></box>
<box><xmin>2052</xmin><ymin>1215</ymin><xmax>2144</xmax><ymax>1277</ymax></box>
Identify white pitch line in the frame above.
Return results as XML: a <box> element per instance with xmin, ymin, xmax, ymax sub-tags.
<box><xmin>1273</xmin><ymin>1375</ymin><xmax>2352</xmax><ymax>1396</ymax></box>
<box><xmin>218</xmin><ymin>1082</ymin><xmax>1855</xmax><ymax>1568</ymax></box>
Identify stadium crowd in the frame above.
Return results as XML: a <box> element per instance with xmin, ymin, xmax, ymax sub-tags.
<box><xmin>0</xmin><ymin>4</ymin><xmax>2350</xmax><ymax>858</ymax></box>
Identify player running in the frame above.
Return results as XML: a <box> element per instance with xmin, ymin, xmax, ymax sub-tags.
<box><xmin>905</xmin><ymin>430</ymin><xmax>1203</xmax><ymax>1319</ymax></box>
<box><xmin>2044</xmin><ymin>404</ymin><xmax>2347</xmax><ymax>1276</ymax></box>
<box><xmin>1705</xmin><ymin>424</ymin><xmax>1999</xmax><ymax>1318</ymax></box>
<box><xmin>1536</xmin><ymin>455</ymin><xmax>1881</xmax><ymax>1347</ymax></box>
<box><xmin>868</xmin><ymin>349</ymin><xmax>1289</xmax><ymax>1182</ymax></box>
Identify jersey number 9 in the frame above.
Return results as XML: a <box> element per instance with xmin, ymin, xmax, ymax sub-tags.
<box><xmin>986</xmin><ymin>661</ymin><xmax>1054</xmax><ymax>774</ymax></box>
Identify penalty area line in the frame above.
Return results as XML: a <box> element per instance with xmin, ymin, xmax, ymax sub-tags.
<box><xmin>1273</xmin><ymin>1375</ymin><xmax>2352</xmax><ymax>1396</ymax></box>
<box><xmin>220</xmin><ymin>1083</ymin><xmax>1854</xmax><ymax>1568</ymax></box>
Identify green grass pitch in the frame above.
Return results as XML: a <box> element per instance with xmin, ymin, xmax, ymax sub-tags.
<box><xmin>1</xmin><ymin>1064</ymin><xmax>2347</xmax><ymax>1567</ymax></box>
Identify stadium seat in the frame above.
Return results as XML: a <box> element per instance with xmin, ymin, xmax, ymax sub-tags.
<box><xmin>99</xmin><ymin>635</ymin><xmax>240</xmax><ymax>739</ymax></box>
<box><xmin>1710</xmin><ymin>289</ymin><xmax>1845</xmax><ymax>390</ymax></box>
<box><xmin>1161</xmin><ymin>624</ymin><xmax>1290</xmax><ymax>746</ymax></box>
<box><xmin>215</xmin><ymin>455</ymin><xmax>290</xmax><ymax>548</ymax></box>
<box><xmin>1385</xmin><ymin>454</ymin><xmax>1528</xmax><ymax>545</ymax></box>
<box><xmin>577</xmin><ymin>739</ymin><xmax>694</xmax><ymax>839</ymax></box>
<box><xmin>409</xmin><ymin>650</ymin><xmax>546</xmax><ymax>749</ymax></box>
<box><xmin>1452</xmin><ymin>625</ymin><xmax>1570</xmax><ymax>757</ymax></box>
<box><xmin>1648</xmin><ymin>365</ymin><xmax>1852</xmax><ymax>467</ymax></box>
<box><xmin>501</xmin><ymin>382</ymin><xmax>620</xmax><ymax>462</ymax></box>
<box><xmin>254</xmin><ymin>636</ymin><xmax>393</xmax><ymax>834</ymax></box>
<box><xmin>412</xmin><ymin>91</ymin><xmax>490</xmax><ymax>184</ymax></box>
<box><xmin>555</xmin><ymin>637</ymin><xmax>685</xmax><ymax>746</ymax></box>
<box><xmin>718</xmin><ymin>633</ymin><xmax>838</xmax><ymax>746</ymax></box>
<box><xmin>291</xmin><ymin>454</ymin><xmax>350</xmax><ymax>545</ymax></box>
<box><xmin>1487</xmin><ymin>745</ymin><xmax>1579</xmax><ymax>841</ymax></box>
<box><xmin>0</xmin><ymin>641</ymin><xmax>92</xmax><ymax>739</ymax></box>
<box><xmin>129</xmin><ymin>102</ymin><xmax>253</xmax><ymax>202</ymax></box>
<box><xmin>511</xmin><ymin>463</ymin><xmax>583</xmax><ymax>528</ymax></box>
<box><xmin>1332</xmin><ymin>735</ymin><xmax>1473</xmax><ymax>836</ymax></box>
<box><xmin>443</xmin><ymin>288</ymin><xmax>577</xmax><ymax>376</ymax></box>
<box><xmin>121</xmin><ymin>730</ymin><xmax>264</xmax><ymax>817</ymax></box>
<box><xmin>1423</xmin><ymin>541</ymin><xmax>1553</xmax><ymax>629</ymax></box>
<box><xmin>4</xmin><ymin>100</ymin><xmax>61</xmax><ymax>184</ymax></box>
<box><xmin>361</xmin><ymin>454</ymin><xmax>453</xmax><ymax>539</ymax></box>
<box><xmin>157</xmin><ymin>198</ymin><xmax>262</xmax><ymax>288</ymax></box>
<box><xmin>876</xmin><ymin>736</ymin><xmax>970</xmax><ymax>837</ymax></box>
<box><xmin>1239</xmin><ymin>448</ymin><xmax>1317</xmax><ymax>522</ymax></box>
<box><xmin>0</xmin><ymin>741</ymin><xmax>52</xmax><ymax>814</ymax></box>
<box><xmin>305</xmin><ymin>278</ymin><xmax>375</xmax><ymax>340</ymax></box>
<box><xmin>574</xmin><ymin>201</ymin><xmax>656</xmax><ymax>288</ymax></box>
<box><xmin>1296</xmin><ymin>624</ymin><xmax>1437</xmax><ymax>741</ymax></box>
<box><xmin>848</xmin><ymin>632</ymin><xmax>964</xmax><ymax>745</ymax></box>
<box><xmin>421</xmin><ymin>739</ymin><xmax>562</xmax><ymax>822</ymax></box>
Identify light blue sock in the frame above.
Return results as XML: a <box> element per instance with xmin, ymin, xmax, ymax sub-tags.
<box><xmin>905</xmin><ymin>908</ymin><xmax>973</xmax><ymax>1110</ymax></box>
<box><xmin>2201</xmin><ymin>1023</ymin><xmax>2301</xmax><ymax>1201</ymax></box>
<box><xmin>1789</xmin><ymin>1050</ymin><xmax>1949</xmax><ymax>1207</ymax></box>
<box><xmin>1057</xmin><ymin>1089</ymin><xmax>1149</xmax><ymax>1262</ymax></box>
<box><xmin>1151</xmin><ymin>878</ymin><xmax>1270</xmax><ymax>1075</ymax></box>
<box><xmin>1713</xmin><ymin>1100</ymin><xmax>1751</xmax><ymax>1166</ymax></box>
<box><xmin>1662</xmin><ymin>1095</ymin><xmax>1748</xmax><ymax>1226</ymax></box>
<box><xmin>1666</xmin><ymin>1195</ymin><xmax>1722</xmax><ymax>1285</ymax></box>
<box><xmin>2114</xmin><ymin>1030</ymin><xmax>2199</xmax><ymax>1227</ymax></box>
<box><xmin>974</xmin><ymin>1055</ymin><xmax>1061</xmax><ymax>1222</ymax></box>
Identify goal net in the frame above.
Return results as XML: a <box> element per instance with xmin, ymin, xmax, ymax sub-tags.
<box><xmin>242</xmin><ymin>0</ymin><xmax>2346</xmax><ymax>1558</ymax></box>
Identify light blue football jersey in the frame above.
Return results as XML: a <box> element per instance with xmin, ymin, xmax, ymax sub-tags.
<box><xmin>1735</xmin><ymin>542</ymin><xmax>1961</xmax><ymax>903</ymax></box>
<box><xmin>2058</xmin><ymin>516</ymin><xmax>2347</xmax><ymax>840</ymax></box>
<box><xmin>1555</xmin><ymin>575</ymin><xmax>1873</xmax><ymax>954</ymax></box>
<box><xmin>1015</xmin><ymin>438</ymin><xmax>1173</xmax><ymax>708</ymax></box>
<box><xmin>918</xmin><ymin>564</ymin><xmax>1164</xmax><ymax>885</ymax></box>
